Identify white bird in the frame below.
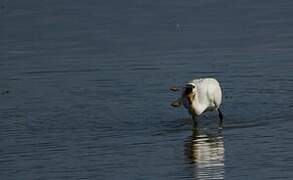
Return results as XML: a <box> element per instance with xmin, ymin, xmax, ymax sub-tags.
<box><xmin>170</xmin><ymin>78</ymin><xmax>223</xmax><ymax>127</ymax></box>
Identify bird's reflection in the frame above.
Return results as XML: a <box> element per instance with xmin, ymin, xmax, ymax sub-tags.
<box><xmin>185</xmin><ymin>129</ymin><xmax>224</xmax><ymax>180</ymax></box>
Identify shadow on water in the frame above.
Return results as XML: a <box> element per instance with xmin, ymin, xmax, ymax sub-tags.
<box><xmin>185</xmin><ymin>128</ymin><xmax>224</xmax><ymax>180</ymax></box>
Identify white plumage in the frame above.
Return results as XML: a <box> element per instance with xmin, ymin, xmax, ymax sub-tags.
<box><xmin>171</xmin><ymin>78</ymin><xmax>223</xmax><ymax>126</ymax></box>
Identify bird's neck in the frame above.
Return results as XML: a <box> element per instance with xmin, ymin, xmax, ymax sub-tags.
<box><xmin>191</xmin><ymin>99</ymin><xmax>206</xmax><ymax>115</ymax></box>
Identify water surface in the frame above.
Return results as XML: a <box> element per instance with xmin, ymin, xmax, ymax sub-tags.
<box><xmin>1</xmin><ymin>0</ymin><xmax>293</xmax><ymax>179</ymax></box>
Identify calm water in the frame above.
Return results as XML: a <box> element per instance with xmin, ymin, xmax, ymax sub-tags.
<box><xmin>1</xmin><ymin>0</ymin><xmax>293</xmax><ymax>179</ymax></box>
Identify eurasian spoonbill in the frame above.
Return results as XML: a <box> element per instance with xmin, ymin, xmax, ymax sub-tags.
<box><xmin>170</xmin><ymin>78</ymin><xmax>223</xmax><ymax>127</ymax></box>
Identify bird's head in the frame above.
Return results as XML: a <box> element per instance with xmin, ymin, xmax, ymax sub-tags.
<box><xmin>184</xmin><ymin>83</ymin><xmax>196</xmax><ymax>105</ymax></box>
<box><xmin>184</xmin><ymin>83</ymin><xmax>195</xmax><ymax>95</ymax></box>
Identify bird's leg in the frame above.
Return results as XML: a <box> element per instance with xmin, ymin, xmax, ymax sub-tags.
<box><xmin>192</xmin><ymin>115</ymin><xmax>198</xmax><ymax>128</ymax></box>
<box><xmin>218</xmin><ymin>108</ymin><xmax>224</xmax><ymax>125</ymax></box>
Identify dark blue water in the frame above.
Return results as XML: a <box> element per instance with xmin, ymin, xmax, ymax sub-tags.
<box><xmin>1</xmin><ymin>0</ymin><xmax>293</xmax><ymax>179</ymax></box>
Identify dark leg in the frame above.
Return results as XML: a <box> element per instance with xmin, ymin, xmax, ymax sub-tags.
<box><xmin>218</xmin><ymin>108</ymin><xmax>223</xmax><ymax>125</ymax></box>
<box><xmin>192</xmin><ymin>115</ymin><xmax>198</xmax><ymax>128</ymax></box>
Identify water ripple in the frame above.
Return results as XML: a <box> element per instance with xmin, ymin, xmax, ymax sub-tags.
<box><xmin>185</xmin><ymin>129</ymin><xmax>224</xmax><ymax>180</ymax></box>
